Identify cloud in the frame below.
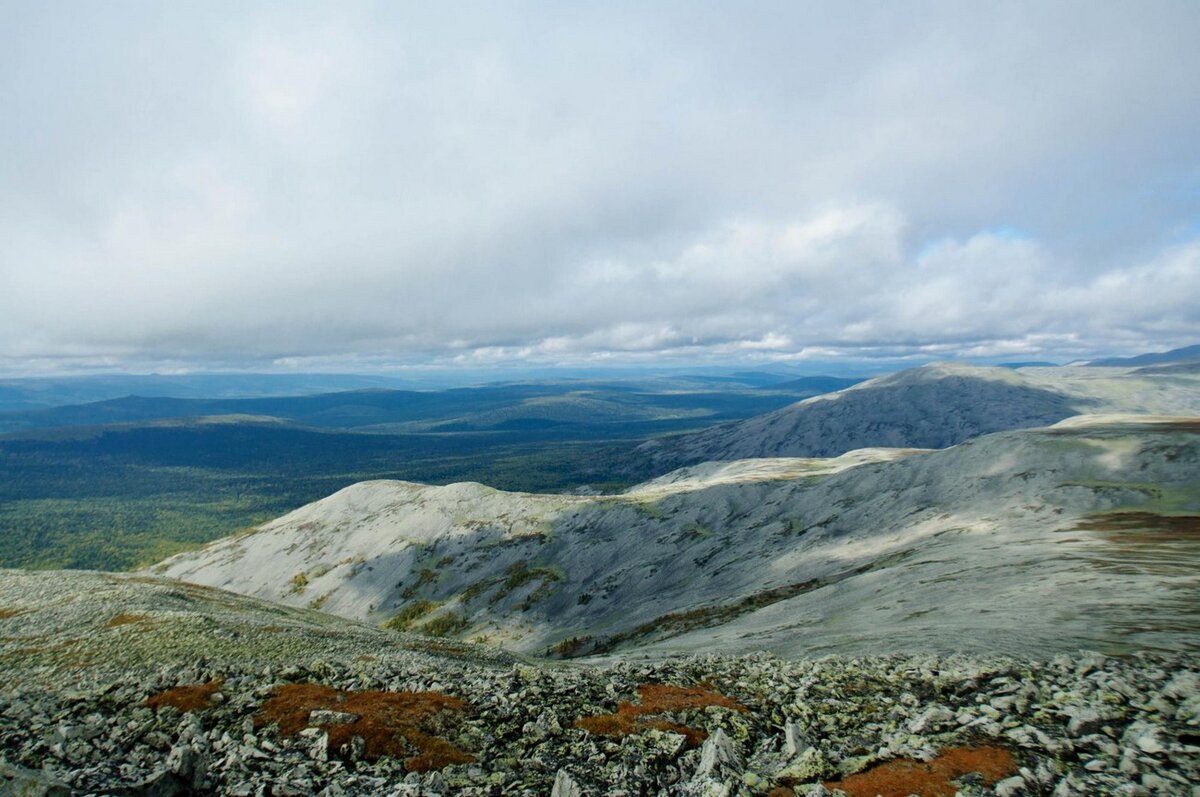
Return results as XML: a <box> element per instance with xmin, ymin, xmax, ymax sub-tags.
<box><xmin>1</xmin><ymin>2</ymin><xmax>1199</xmax><ymax>371</ymax></box>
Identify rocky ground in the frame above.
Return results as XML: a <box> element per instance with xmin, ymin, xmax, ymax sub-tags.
<box><xmin>3</xmin><ymin>649</ymin><xmax>1199</xmax><ymax>796</ymax></box>
<box><xmin>3</xmin><ymin>572</ymin><xmax>1199</xmax><ymax>796</ymax></box>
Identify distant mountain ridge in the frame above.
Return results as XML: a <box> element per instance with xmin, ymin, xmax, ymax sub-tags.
<box><xmin>0</xmin><ymin>378</ymin><xmax>840</xmax><ymax>436</ymax></box>
<box><xmin>637</xmin><ymin>361</ymin><xmax>1200</xmax><ymax>472</ymax></box>
<box><xmin>1086</xmin><ymin>343</ymin><xmax>1200</xmax><ymax>367</ymax></box>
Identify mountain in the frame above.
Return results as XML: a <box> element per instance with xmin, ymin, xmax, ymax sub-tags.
<box><xmin>153</xmin><ymin>415</ymin><xmax>1200</xmax><ymax>660</ymax></box>
<box><xmin>1086</xmin><ymin>343</ymin><xmax>1200</xmax><ymax>367</ymax></box>
<box><xmin>636</xmin><ymin>362</ymin><xmax>1200</xmax><ymax>471</ymax></box>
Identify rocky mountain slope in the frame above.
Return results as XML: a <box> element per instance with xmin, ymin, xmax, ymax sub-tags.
<box><xmin>637</xmin><ymin>362</ymin><xmax>1200</xmax><ymax>471</ymax></box>
<box><xmin>153</xmin><ymin>416</ymin><xmax>1200</xmax><ymax>661</ymax></box>
<box><xmin>2</xmin><ymin>570</ymin><xmax>1197</xmax><ymax>796</ymax></box>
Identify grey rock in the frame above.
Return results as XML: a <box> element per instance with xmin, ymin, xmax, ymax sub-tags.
<box><xmin>0</xmin><ymin>762</ymin><xmax>70</xmax><ymax>797</ymax></box>
<box><xmin>308</xmin><ymin>710</ymin><xmax>359</xmax><ymax>726</ymax></box>
<box><xmin>550</xmin><ymin>769</ymin><xmax>582</xmax><ymax>797</ymax></box>
<box><xmin>994</xmin><ymin>775</ymin><xmax>1028</xmax><ymax>797</ymax></box>
<box><xmin>694</xmin><ymin>729</ymin><xmax>741</xmax><ymax>781</ymax></box>
<box><xmin>908</xmin><ymin>706</ymin><xmax>954</xmax><ymax>733</ymax></box>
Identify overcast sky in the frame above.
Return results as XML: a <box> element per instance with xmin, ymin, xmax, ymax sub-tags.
<box><xmin>2</xmin><ymin>1</ymin><xmax>1199</xmax><ymax>374</ymax></box>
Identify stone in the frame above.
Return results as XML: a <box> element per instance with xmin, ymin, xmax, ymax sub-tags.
<box><xmin>0</xmin><ymin>762</ymin><xmax>71</xmax><ymax>797</ymax></box>
<box><xmin>993</xmin><ymin>775</ymin><xmax>1027</xmax><ymax>797</ymax></box>
<box><xmin>1066</xmin><ymin>708</ymin><xmax>1104</xmax><ymax>737</ymax></box>
<box><xmin>550</xmin><ymin>769</ymin><xmax>582</xmax><ymax>797</ymax></box>
<box><xmin>1135</xmin><ymin>731</ymin><xmax>1164</xmax><ymax>755</ymax></box>
<box><xmin>908</xmin><ymin>706</ymin><xmax>954</xmax><ymax>733</ymax></box>
<box><xmin>308</xmin><ymin>710</ymin><xmax>359</xmax><ymax>726</ymax></box>
<box><xmin>783</xmin><ymin>722</ymin><xmax>809</xmax><ymax>758</ymax></box>
<box><xmin>694</xmin><ymin>729</ymin><xmax>741</xmax><ymax>781</ymax></box>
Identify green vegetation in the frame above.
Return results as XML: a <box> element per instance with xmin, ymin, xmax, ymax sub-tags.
<box><xmin>383</xmin><ymin>600</ymin><xmax>439</xmax><ymax>631</ymax></box>
<box><xmin>490</xmin><ymin>561</ymin><xmax>563</xmax><ymax>609</ymax></box>
<box><xmin>0</xmin><ymin>423</ymin><xmax>640</xmax><ymax>570</ymax></box>
<box><xmin>418</xmin><ymin>611</ymin><xmax>469</xmax><ymax>638</ymax></box>
<box><xmin>0</xmin><ymin>378</ymin><xmax>819</xmax><ymax>571</ymax></box>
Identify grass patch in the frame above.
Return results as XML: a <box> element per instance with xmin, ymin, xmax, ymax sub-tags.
<box><xmin>147</xmin><ymin>679</ymin><xmax>223</xmax><ymax>713</ymax></box>
<box><xmin>308</xmin><ymin>590</ymin><xmax>335</xmax><ymax>610</ymax></box>
<box><xmin>401</xmin><ymin>568</ymin><xmax>438</xmax><ymax>599</ymax></box>
<box><xmin>1077</xmin><ymin>511</ymin><xmax>1200</xmax><ymax>536</ymax></box>
<box><xmin>575</xmin><ymin>683</ymin><xmax>747</xmax><ymax>748</ymax></box>
<box><xmin>383</xmin><ymin>600</ymin><xmax>438</xmax><ymax>631</ymax></box>
<box><xmin>256</xmin><ymin>683</ymin><xmax>472</xmax><ymax>771</ymax></box>
<box><xmin>105</xmin><ymin>612</ymin><xmax>151</xmax><ymax>628</ymax></box>
<box><xmin>489</xmin><ymin>561</ymin><xmax>563</xmax><ymax>608</ymax></box>
<box><xmin>288</xmin><ymin>571</ymin><xmax>309</xmax><ymax>594</ymax></box>
<box><xmin>418</xmin><ymin>612</ymin><xmax>469</xmax><ymax>638</ymax></box>
<box><xmin>822</xmin><ymin>745</ymin><xmax>1016</xmax><ymax>797</ymax></box>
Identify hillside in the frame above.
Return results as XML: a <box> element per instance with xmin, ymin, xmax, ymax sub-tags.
<box><xmin>637</xmin><ymin>362</ymin><xmax>1200</xmax><ymax>471</ymax></box>
<box><xmin>154</xmin><ymin>416</ymin><xmax>1200</xmax><ymax>661</ymax></box>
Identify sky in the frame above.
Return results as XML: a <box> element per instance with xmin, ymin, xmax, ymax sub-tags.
<box><xmin>1</xmin><ymin>1</ymin><xmax>1199</xmax><ymax>375</ymax></box>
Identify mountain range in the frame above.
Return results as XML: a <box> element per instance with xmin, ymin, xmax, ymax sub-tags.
<box><xmin>3</xmin><ymin>346</ymin><xmax>1199</xmax><ymax>795</ymax></box>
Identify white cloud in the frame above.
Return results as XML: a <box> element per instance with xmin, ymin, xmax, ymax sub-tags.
<box><xmin>1</xmin><ymin>2</ymin><xmax>1198</xmax><ymax>371</ymax></box>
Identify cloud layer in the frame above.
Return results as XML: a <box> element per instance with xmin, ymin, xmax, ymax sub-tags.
<box><xmin>2</xmin><ymin>1</ymin><xmax>1199</xmax><ymax>371</ymax></box>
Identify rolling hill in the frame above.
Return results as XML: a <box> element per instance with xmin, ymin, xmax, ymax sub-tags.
<box><xmin>153</xmin><ymin>415</ymin><xmax>1200</xmax><ymax>660</ymax></box>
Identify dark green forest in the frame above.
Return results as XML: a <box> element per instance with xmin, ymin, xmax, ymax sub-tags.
<box><xmin>0</xmin><ymin>376</ymin><xmax>853</xmax><ymax>570</ymax></box>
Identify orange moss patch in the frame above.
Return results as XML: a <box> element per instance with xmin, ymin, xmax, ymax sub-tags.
<box><xmin>105</xmin><ymin>613</ymin><xmax>151</xmax><ymax>628</ymax></box>
<box><xmin>824</xmin><ymin>746</ymin><xmax>1017</xmax><ymax>797</ymax></box>
<box><xmin>255</xmin><ymin>683</ymin><xmax>473</xmax><ymax>772</ymax></box>
<box><xmin>147</xmin><ymin>680</ymin><xmax>224</xmax><ymax>712</ymax></box>
<box><xmin>768</xmin><ymin>789</ymin><xmax>796</xmax><ymax>797</ymax></box>
<box><xmin>575</xmin><ymin>683</ymin><xmax>747</xmax><ymax>748</ymax></box>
